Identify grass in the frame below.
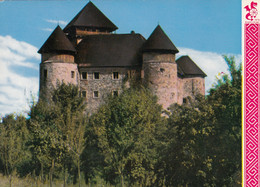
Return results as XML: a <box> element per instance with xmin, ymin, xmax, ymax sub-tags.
<box><xmin>0</xmin><ymin>174</ymin><xmax>116</xmax><ymax>187</ymax></box>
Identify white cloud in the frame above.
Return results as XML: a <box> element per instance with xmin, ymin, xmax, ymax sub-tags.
<box><xmin>177</xmin><ymin>47</ymin><xmax>241</xmax><ymax>93</ymax></box>
<box><xmin>0</xmin><ymin>35</ymin><xmax>40</xmax><ymax>117</ymax></box>
<box><xmin>45</xmin><ymin>19</ymin><xmax>68</xmax><ymax>26</ymax></box>
<box><xmin>41</xmin><ymin>28</ymin><xmax>54</xmax><ymax>32</ymax></box>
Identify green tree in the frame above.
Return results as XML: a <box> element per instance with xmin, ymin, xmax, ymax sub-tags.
<box><xmin>156</xmin><ymin>56</ymin><xmax>241</xmax><ymax>186</ymax></box>
<box><xmin>0</xmin><ymin>114</ymin><xmax>30</xmax><ymax>187</ymax></box>
<box><xmin>207</xmin><ymin>55</ymin><xmax>242</xmax><ymax>186</ymax></box>
<box><xmin>28</xmin><ymin>82</ymin><xmax>86</xmax><ymax>187</ymax></box>
<box><xmin>157</xmin><ymin>96</ymin><xmax>216</xmax><ymax>186</ymax></box>
<box><xmin>85</xmin><ymin>87</ymin><xmax>163</xmax><ymax>186</ymax></box>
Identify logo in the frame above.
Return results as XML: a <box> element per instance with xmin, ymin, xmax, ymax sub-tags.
<box><xmin>244</xmin><ymin>1</ymin><xmax>258</xmax><ymax>21</ymax></box>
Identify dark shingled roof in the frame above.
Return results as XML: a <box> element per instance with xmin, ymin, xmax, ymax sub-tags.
<box><xmin>176</xmin><ymin>56</ymin><xmax>207</xmax><ymax>77</ymax></box>
<box><xmin>38</xmin><ymin>26</ymin><xmax>76</xmax><ymax>54</ymax></box>
<box><xmin>64</xmin><ymin>2</ymin><xmax>118</xmax><ymax>32</ymax></box>
<box><xmin>142</xmin><ymin>25</ymin><xmax>179</xmax><ymax>54</ymax></box>
<box><xmin>76</xmin><ymin>34</ymin><xmax>145</xmax><ymax>67</ymax></box>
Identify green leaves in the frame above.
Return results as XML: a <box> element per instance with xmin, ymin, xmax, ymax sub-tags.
<box><xmin>86</xmin><ymin>87</ymin><xmax>162</xmax><ymax>186</ymax></box>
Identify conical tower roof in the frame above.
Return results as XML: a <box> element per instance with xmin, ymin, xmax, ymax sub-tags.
<box><xmin>142</xmin><ymin>25</ymin><xmax>179</xmax><ymax>54</ymax></box>
<box><xmin>176</xmin><ymin>56</ymin><xmax>207</xmax><ymax>77</ymax></box>
<box><xmin>38</xmin><ymin>26</ymin><xmax>76</xmax><ymax>54</ymax></box>
<box><xmin>64</xmin><ymin>1</ymin><xmax>118</xmax><ymax>32</ymax></box>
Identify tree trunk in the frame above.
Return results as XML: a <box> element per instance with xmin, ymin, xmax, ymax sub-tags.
<box><xmin>120</xmin><ymin>174</ymin><xmax>124</xmax><ymax>187</ymax></box>
<box><xmin>77</xmin><ymin>158</ymin><xmax>81</xmax><ymax>187</ymax></box>
<box><xmin>63</xmin><ymin>165</ymin><xmax>67</xmax><ymax>187</ymax></box>
<box><xmin>41</xmin><ymin>162</ymin><xmax>44</xmax><ymax>183</ymax></box>
<box><xmin>49</xmin><ymin>159</ymin><xmax>54</xmax><ymax>187</ymax></box>
<box><xmin>9</xmin><ymin>174</ymin><xmax>12</xmax><ymax>187</ymax></box>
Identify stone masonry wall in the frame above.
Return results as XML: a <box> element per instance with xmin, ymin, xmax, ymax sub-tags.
<box><xmin>40</xmin><ymin>62</ymin><xmax>79</xmax><ymax>97</ymax></box>
<box><xmin>142</xmin><ymin>53</ymin><xmax>178</xmax><ymax>110</ymax></box>
<box><xmin>181</xmin><ymin>77</ymin><xmax>205</xmax><ymax>100</ymax></box>
<box><xmin>79</xmin><ymin>67</ymin><xmax>141</xmax><ymax>114</ymax></box>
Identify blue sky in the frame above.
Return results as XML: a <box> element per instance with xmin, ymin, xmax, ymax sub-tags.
<box><xmin>0</xmin><ymin>0</ymin><xmax>241</xmax><ymax>116</ymax></box>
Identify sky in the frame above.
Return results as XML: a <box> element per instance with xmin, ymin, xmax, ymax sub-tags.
<box><xmin>0</xmin><ymin>0</ymin><xmax>241</xmax><ymax>116</ymax></box>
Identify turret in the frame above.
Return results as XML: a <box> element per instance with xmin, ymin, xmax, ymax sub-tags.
<box><xmin>176</xmin><ymin>56</ymin><xmax>207</xmax><ymax>104</ymax></box>
<box><xmin>38</xmin><ymin>25</ymin><xmax>78</xmax><ymax>98</ymax></box>
<box><xmin>142</xmin><ymin>25</ymin><xmax>179</xmax><ymax>110</ymax></box>
<box><xmin>63</xmin><ymin>1</ymin><xmax>118</xmax><ymax>45</ymax></box>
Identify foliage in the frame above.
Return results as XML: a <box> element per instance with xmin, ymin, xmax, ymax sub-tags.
<box><xmin>207</xmin><ymin>55</ymin><xmax>242</xmax><ymax>186</ymax></box>
<box><xmin>0</xmin><ymin>114</ymin><xmax>30</xmax><ymax>186</ymax></box>
<box><xmin>28</xmin><ymin>82</ymin><xmax>86</xmax><ymax>186</ymax></box>
<box><xmin>84</xmin><ymin>87</ymin><xmax>163</xmax><ymax>186</ymax></box>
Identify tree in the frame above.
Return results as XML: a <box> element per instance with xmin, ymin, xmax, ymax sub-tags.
<box><xmin>0</xmin><ymin>114</ymin><xmax>29</xmax><ymax>187</ymax></box>
<box><xmin>207</xmin><ymin>55</ymin><xmax>241</xmax><ymax>186</ymax></box>
<box><xmin>28</xmin><ymin>82</ymin><xmax>86</xmax><ymax>187</ymax></box>
<box><xmin>85</xmin><ymin>87</ymin><xmax>163</xmax><ymax>186</ymax></box>
<box><xmin>156</xmin><ymin>56</ymin><xmax>242</xmax><ymax>186</ymax></box>
<box><xmin>157</xmin><ymin>96</ymin><xmax>216</xmax><ymax>186</ymax></box>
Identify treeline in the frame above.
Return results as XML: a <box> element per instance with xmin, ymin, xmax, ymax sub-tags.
<box><xmin>0</xmin><ymin>56</ymin><xmax>241</xmax><ymax>187</ymax></box>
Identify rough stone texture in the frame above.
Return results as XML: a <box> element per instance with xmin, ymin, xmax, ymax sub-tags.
<box><xmin>181</xmin><ymin>77</ymin><xmax>205</xmax><ymax>99</ymax></box>
<box><xmin>79</xmin><ymin>67</ymin><xmax>141</xmax><ymax>113</ymax></box>
<box><xmin>39</xmin><ymin>61</ymin><xmax>78</xmax><ymax>98</ymax></box>
<box><xmin>142</xmin><ymin>53</ymin><xmax>178</xmax><ymax>110</ymax></box>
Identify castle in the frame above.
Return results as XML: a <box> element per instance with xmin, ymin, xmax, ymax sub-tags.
<box><xmin>38</xmin><ymin>2</ymin><xmax>206</xmax><ymax>112</ymax></box>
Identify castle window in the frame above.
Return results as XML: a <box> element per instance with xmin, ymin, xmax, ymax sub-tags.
<box><xmin>82</xmin><ymin>72</ymin><xmax>87</xmax><ymax>80</ymax></box>
<box><xmin>81</xmin><ymin>91</ymin><xmax>86</xmax><ymax>98</ymax></box>
<box><xmin>113</xmin><ymin>72</ymin><xmax>119</xmax><ymax>80</ymax></box>
<box><xmin>160</xmin><ymin>68</ymin><xmax>165</xmax><ymax>73</ymax></box>
<box><xmin>183</xmin><ymin>98</ymin><xmax>187</xmax><ymax>104</ymax></box>
<box><xmin>113</xmin><ymin>90</ymin><xmax>119</xmax><ymax>97</ymax></box>
<box><xmin>93</xmin><ymin>91</ymin><xmax>99</xmax><ymax>98</ymax></box>
<box><xmin>44</xmin><ymin>69</ymin><xmax>47</xmax><ymax>79</ymax></box>
<box><xmin>94</xmin><ymin>72</ymin><xmax>100</xmax><ymax>80</ymax></box>
<box><xmin>71</xmin><ymin>71</ymin><xmax>75</xmax><ymax>78</ymax></box>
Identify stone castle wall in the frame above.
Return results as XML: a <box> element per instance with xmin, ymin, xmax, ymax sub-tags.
<box><xmin>39</xmin><ymin>61</ymin><xmax>78</xmax><ymax>97</ymax></box>
<box><xmin>39</xmin><ymin>53</ymin><xmax>205</xmax><ymax>112</ymax></box>
<box><xmin>79</xmin><ymin>67</ymin><xmax>141</xmax><ymax>113</ymax></box>
<box><xmin>181</xmin><ymin>77</ymin><xmax>205</xmax><ymax>99</ymax></box>
<box><xmin>142</xmin><ymin>53</ymin><xmax>178</xmax><ymax>110</ymax></box>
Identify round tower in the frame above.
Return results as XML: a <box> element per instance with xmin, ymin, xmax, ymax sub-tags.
<box><xmin>142</xmin><ymin>25</ymin><xmax>179</xmax><ymax>110</ymax></box>
<box><xmin>38</xmin><ymin>25</ymin><xmax>77</xmax><ymax>98</ymax></box>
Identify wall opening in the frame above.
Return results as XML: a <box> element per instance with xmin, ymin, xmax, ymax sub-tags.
<box><xmin>93</xmin><ymin>91</ymin><xmax>99</xmax><ymax>98</ymax></box>
<box><xmin>71</xmin><ymin>71</ymin><xmax>75</xmax><ymax>78</ymax></box>
<box><xmin>113</xmin><ymin>72</ymin><xmax>119</xmax><ymax>80</ymax></box>
<box><xmin>82</xmin><ymin>72</ymin><xmax>87</xmax><ymax>80</ymax></box>
<box><xmin>44</xmin><ymin>69</ymin><xmax>47</xmax><ymax>80</ymax></box>
<box><xmin>94</xmin><ymin>72</ymin><xmax>100</xmax><ymax>80</ymax></box>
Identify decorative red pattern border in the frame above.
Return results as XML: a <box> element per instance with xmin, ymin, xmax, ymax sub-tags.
<box><xmin>244</xmin><ymin>23</ymin><xmax>259</xmax><ymax>187</ymax></box>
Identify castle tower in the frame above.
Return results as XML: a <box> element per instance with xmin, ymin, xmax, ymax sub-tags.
<box><xmin>176</xmin><ymin>56</ymin><xmax>207</xmax><ymax>104</ymax></box>
<box><xmin>63</xmin><ymin>1</ymin><xmax>118</xmax><ymax>45</ymax></box>
<box><xmin>142</xmin><ymin>25</ymin><xmax>179</xmax><ymax>110</ymax></box>
<box><xmin>38</xmin><ymin>25</ymin><xmax>77</xmax><ymax>98</ymax></box>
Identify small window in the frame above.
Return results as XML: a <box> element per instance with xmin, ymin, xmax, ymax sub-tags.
<box><xmin>93</xmin><ymin>91</ymin><xmax>99</xmax><ymax>98</ymax></box>
<box><xmin>113</xmin><ymin>72</ymin><xmax>119</xmax><ymax>80</ymax></box>
<box><xmin>71</xmin><ymin>71</ymin><xmax>75</xmax><ymax>78</ymax></box>
<box><xmin>94</xmin><ymin>72</ymin><xmax>100</xmax><ymax>80</ymax></box>
<box><xmin>82</xmin><ymin>72</ymin><xmax>87</xmax><ymax>80</ymax></box>
<box><xmin>81</xmin><ymin>91</ymin><xmax>86</xmax><ymax>98</ymax></box>
<box><xmin>183</xmin><ymin>98</ymin><xmax>187</xmax><ymax>104</ymax></box>
<box><xmin>44</xmin><ymin>69</ymin><xmax>47</xmax><ymax>79</ymax></box>
<box><xmin>113</xmin><ymin>91</ymin><xmax>119</xmax><ymax>97</ymax></box>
